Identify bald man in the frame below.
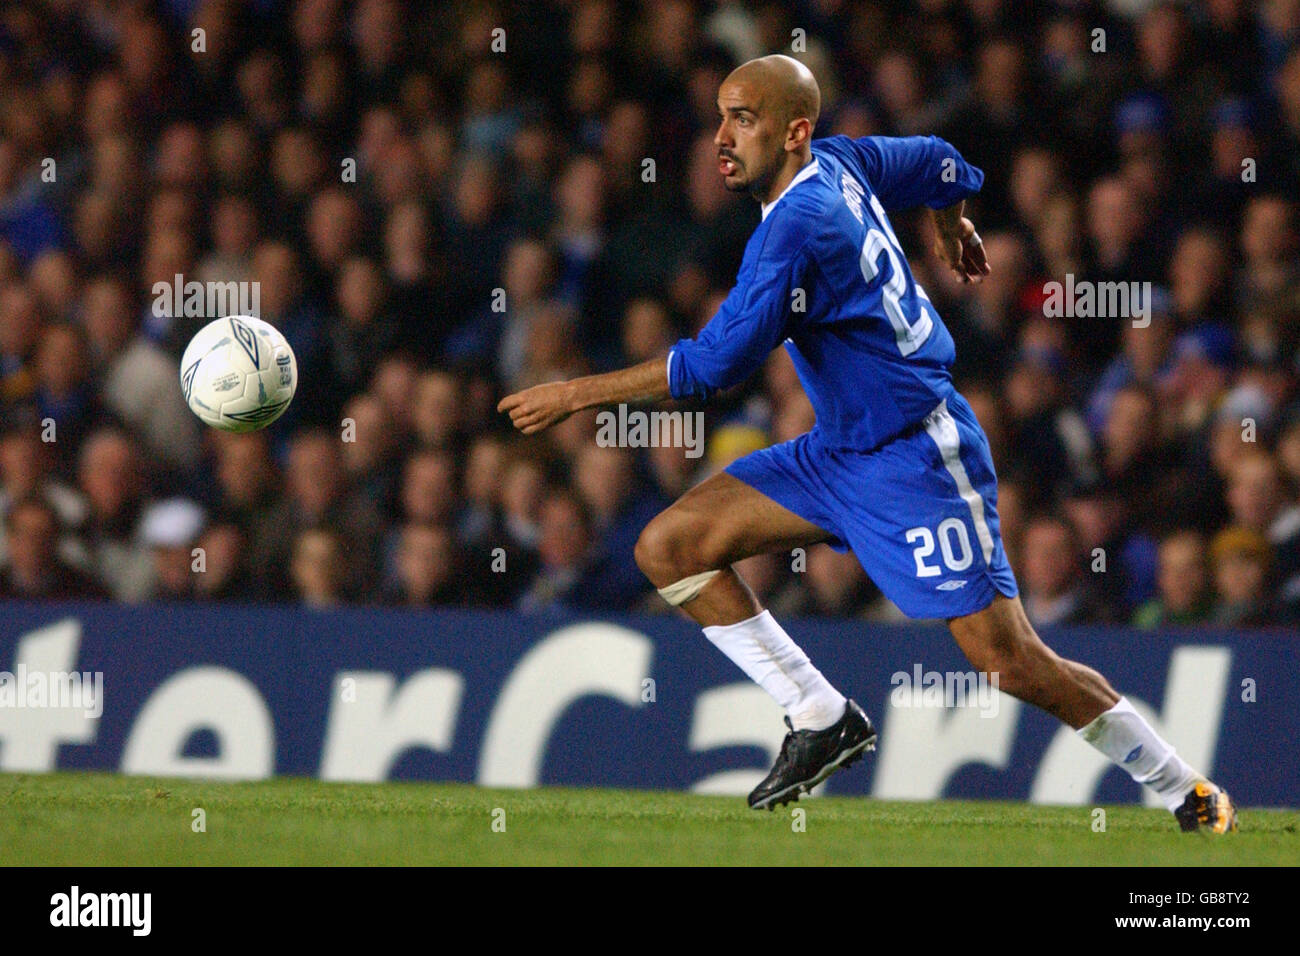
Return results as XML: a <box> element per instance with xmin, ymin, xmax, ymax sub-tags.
<box><xmin>500</xmin><ymin>55</ymin><xmax>1235</xmax><ymax>832</ymax></box>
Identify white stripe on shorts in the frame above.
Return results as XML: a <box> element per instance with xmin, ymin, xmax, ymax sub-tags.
<box><xmin>923</xmin><ymin>400</ymin><xmax>995</xmax><ymax>565</ymax></box>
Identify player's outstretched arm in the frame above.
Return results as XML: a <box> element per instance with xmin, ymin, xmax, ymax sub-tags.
<box><xmin>498</xmin><ymin>358</ymin><xmax>672</xmax><ymax>435</ymax></box>
<box><xmin>930</xmin><ymin>200</ymin><xmax>990</xmax><ymax>284</ymax></box>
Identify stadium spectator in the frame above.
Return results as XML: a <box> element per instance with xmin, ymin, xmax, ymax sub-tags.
<box><xmin>457</xmin><ymin>433</ymin><xmax>505</xmax><ymax>547</ymax></box>
<box><xmin>1062</xmin><ymin>479</ymin><xmax>1156</xmax><ymax>615</ymax></box>
<box><xmin>1086</xmin><ymin>293</ymin><xmax>1175</xmax><ymax>437</ymax></box>
<box><xmin>368</xmin><ymin>352</ymin><xmax>420</xmax><ymax>438</ymax></box>
<box><xmin>193</xmin><ymin>521</ymin><xmax>256</xmax><ymax>603</ymax></box>
<box><xmin>139</xmin><ymin>497</ymin><xmax>206</xmax><ymax>602</ymax></box>
<box><xmin>946</xmin><ymin>230</ymin><xmax>1025</xmax><ymax>385</ymax></box>
<box><xmin>1132</xmin><ymin>530</ymin><xmax>1214</xmax><ymax>629</ymax></box>
<box><xmin>518</xmin><ymin>487</ymin><xmax>601</xmax><ymax>612</ymax></box>
<box><xmin>993</xmin><ymin>478</ymin><xmax>1028</xmax><ymax>571</ymax></box>
<box><xmin>76</xmin><ymin>428</ymin><xmax>153</xmax><ymax>602</ymax></box>
<box><xmin>1224</xmin><ymin>452</ymin><xmax>1300</xmax><ymax>598</ymax></box>
<box><xmin>1002</xmin><ymin>335</ymin><xmax>1095</xmax><ymax>507</ymax></box>
<box><xmin>252</xmin><ymin>429</ymin><xmax>383</xmax><ymax>598</ymax></box>
<box><xmin>289</xmin><ymin>526</ymin><xmax>350</xmax><ymax>608</ymax></box>
<box><xmin>0</xmin><ymin>495</ymin><xmax>106</xmax><ymax>600</ymax></box>
<box><xmin>620</xmin><ymin>298</ymin><xmax>675</xmax><ymax>367</ymax></box>
<box><xmin>572</xmin><ymin>443</ymin><xmax>666</xmax><ymax>609</ymax></box>
<box><xmin>339</xmin><ymin>392</ymin><xmax>401</xmax><ymax>520</ymax></box>
<box><xmin>28</xmin><ymin>251</ymin><xmax>79</xmax><ymax>323</ymax></box>
<box><xmin>384</xmin><ymin>522</ymin><xmax>463</xmax><ymax>607</ymax></box>
<box><xmin>770</xmin><ymin>545</ymin><xmax>877</xmax><ymax>619</ymax></box>
<box><xmin>410</xmin><ymin>370</ymin><xmax>461</xmax><ymax>449</ymax></box>
<box><xmin>498</xmin><ymin>446</ymin><xmax>548</xmax><ymax>553</ymax></box>
<box><xmin>81</xmin><ymin>274</ymin><xmax>202</xmax><ymax>471</ymax></box>
<box><xmin>30</xmin><ymin>322</ymin><xmax>108</xmax><ymax>474</ymax></box>
<box><xmin>209</xmin><ymin>430</ymin><xmax>282</xmax><ymax>538</ymax></box>
<box><xmin>327</xmin><ymin>256</ymin><xmax>405</xmax><ymax>395</ymax></box>
<box><xmin>396</xmin><ymin>445</ymin><xmax>458</xmax><ymax>530</ymax></box>
<box><xmin>1098</xmin><ymin>384</ymin><xmax>1168</xmax><ymax>496</ymax></box>
<box><xmin>1209</xmin><ymin>526</ymin><xmax>1275</xmax><ymax>627</ymax></box>
<box><xmin>1238</xmin><ymin>195</ymin><xmax>1298</xmax><ymax>309</ymax></box>
<box><xmin>195</xmin><ymin>193</ymin><xmax>259</xmax><ymax>289</ymax></box>
<box><xmin>1020</xmin><ymin>515</ymin><xmax>1113</xmax><ymax>627</ymax></box>
<box><xmin>0</xmin><ymin>283</ymin><xmax>41</xmax><ymax>405</ymax></box>
<box><xmin>492</xmin><ymin>238</ymin><xmax>560</xmax><ymax>387</ymax></box>
<box><xmin>0</xmin><ymin>424</ymin><xmax>85</xmax><ymax>568</ymax></box>
<box><xmin>645</xmin><ymin>440</ymin><xmax>697</xmax><ymax>501</ymax></box>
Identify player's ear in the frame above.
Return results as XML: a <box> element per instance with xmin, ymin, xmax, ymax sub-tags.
<box><xmin>785</xmin><ymin>117</ymin><xmax>812</xmax><ymax>151</ymax></box>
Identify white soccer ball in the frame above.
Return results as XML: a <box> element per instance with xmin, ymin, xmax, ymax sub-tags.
<box><xmin>180</xmin><ymin>315</ymin><xmax>297</xmax><ymax>432</ymax></box>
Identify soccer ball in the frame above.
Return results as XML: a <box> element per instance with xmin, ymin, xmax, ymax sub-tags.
<box><xmin>180</xmin><ymin>315</ymin><xmax>297</xmax><ymax>432</ymax></box>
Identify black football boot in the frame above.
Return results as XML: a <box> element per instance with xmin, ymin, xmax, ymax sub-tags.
<box><xmin>748</xmin><ymin>699</ymin><xmax>877</xmax><ymax>810</ymax></box>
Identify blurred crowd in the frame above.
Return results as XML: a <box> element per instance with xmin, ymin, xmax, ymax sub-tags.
<box><xmin>1</xmin><ymin>0</ymin><xmax>1299</xmax><ymax>629</ymax></box>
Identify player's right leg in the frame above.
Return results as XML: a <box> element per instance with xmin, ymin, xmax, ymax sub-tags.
<box><xmin>634</xmin><ymin>467</ymin><xmax>877</xmax><ymax>809</ymax></box>
<box><xmin>634</xmin><ymin>470</ymin><xmax>830</xmax><ymax>627</ymax></box>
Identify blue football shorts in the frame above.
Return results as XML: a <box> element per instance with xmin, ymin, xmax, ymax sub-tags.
<box><xmin>727</xmin><ymin>391</ymin><xmax>1019</xmax><ymax>619</ymax></box>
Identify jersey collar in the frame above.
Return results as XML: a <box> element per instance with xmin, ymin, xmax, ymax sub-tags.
<box><xmin>760</xmin><ymin>157</ymin><xmax>820</xmax><ymax>221</ymax></box>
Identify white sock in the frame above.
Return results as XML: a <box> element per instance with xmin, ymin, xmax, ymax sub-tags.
<box><xmin>702</xmin><ymin>609</ymin><xmax>846</xmax><ymax>731</ymax></box>
<box><xmin>1076</xmin><ymin>697</ymin><xmax>1201</xmax><ymax>810</ymax></box>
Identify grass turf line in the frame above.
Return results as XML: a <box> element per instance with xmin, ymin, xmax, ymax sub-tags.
<box><xmin>1</xmin><ymin>772</ymin><xmax>1295</xmax><ymax>866</ymax></box>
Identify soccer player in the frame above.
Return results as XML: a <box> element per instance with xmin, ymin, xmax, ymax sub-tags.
<box><xmin>499</xmin><ymin>55</ymin><xmax>1236</xmax><ymax>832</ymax></box>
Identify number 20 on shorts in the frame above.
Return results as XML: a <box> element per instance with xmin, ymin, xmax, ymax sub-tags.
<box><xmin>906</xmin><ymin>518</ymin><xmax>974</xmax><ymax>577</ymax></box>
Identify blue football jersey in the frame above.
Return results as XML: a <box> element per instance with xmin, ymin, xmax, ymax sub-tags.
<box><xmin>668</xmin><ymin>135</ymin><xmax>984</xmax><ymax>452</ymax></box>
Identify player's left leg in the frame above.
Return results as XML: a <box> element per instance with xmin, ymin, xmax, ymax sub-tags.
<box><xmin>843</xmin><ymin>392</ymin><xmax>1235</xmax><ymax>831</ymax></box>
<box><xmin>914</xmin><ymin>394</ymin><xmax>1235</xmax><ymax>832</ymax></box>
<box><xmin>948</xmin><ymin>594</ymin><xmax>1238</xmax><ymax>833</ymax></box>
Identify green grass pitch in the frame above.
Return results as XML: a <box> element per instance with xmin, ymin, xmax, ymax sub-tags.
<box><xmin>2</xmin><ymin>772</ymin><xmax>1296</xmax><ymax>866</ymax></box>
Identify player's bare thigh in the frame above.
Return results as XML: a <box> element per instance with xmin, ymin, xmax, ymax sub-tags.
<box><xmin>634</xmin><ymin>471</ymin><xmax>832</xmax><ymax>586</ymax></box>
<box><xmin>947</xmin><ymin>594</ymin><xmax>1040</xmax><ymax>665</ymax></box>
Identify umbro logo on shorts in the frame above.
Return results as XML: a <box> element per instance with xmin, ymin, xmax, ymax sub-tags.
<box><xmin>935</xmin><ymin>580</ymin><xmax>968</xmax><ymax>591</ymax></box>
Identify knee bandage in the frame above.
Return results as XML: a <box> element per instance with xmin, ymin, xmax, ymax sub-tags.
<box><xmin>657</xmin><ymin>569</ymin><xmax>720</xmax><ymax>606</ymax></box>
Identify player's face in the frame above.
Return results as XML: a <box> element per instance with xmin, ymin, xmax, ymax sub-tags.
<box><xmin>715</xmin><ymin>79</ymin><xmax>787</xmax><ymax>198</ymax></box>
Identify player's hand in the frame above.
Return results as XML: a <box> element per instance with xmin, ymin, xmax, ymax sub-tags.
<box><xmin>934</xmin><ymin>216</ymin><xmax>990</xmax><ymax>284</ymax></box>
<box><xmin>498</xmin><ymin>381</ymin><xmax>576</xmax><ymax>434</ymax></box>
